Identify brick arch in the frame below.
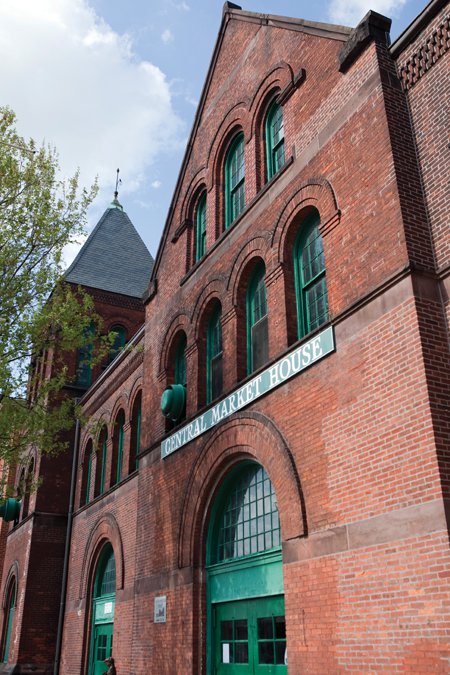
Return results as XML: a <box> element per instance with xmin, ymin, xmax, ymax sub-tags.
<box><xmin>158</xmin><ymin>313</ymin><xmax>191</xmax><ymax>377</ymax></box>
<box><xmin>110</xmin><ymin>397</ymin><xmax>128</xmax><ymax>430</ymax></box>
<box><xmin>190</xmin><ymin>276</ymin><xmax>229</xmax><ymax>342</ymax></box>
<box><xmin>178</xmin><ymin>412</ymin><xmax>306</xmax><ymax>569</ymax></box>
<box><xmin>249</xmin><ymin>61</ymin><xmax>294</xmax><ymax>136</ymax></box>
<box><xmin>272</xmin><ymin>177</ymin><xmax>340</xmax><ymax>262</ymax></box>
<box><xmin>206</xmin><ymin>103</ymin><xmax>250</xmax><ymax>190</ymax></box>
<box><xmin>180</xmin><ymin>170</ymin><xmax>207</xmax><ymax>224</ymax></box>
<box><xmin>129</xmin><ymin>376</ymin><xmax>143</xmax><ymax>417</ymax></box>
<box><xmin>79</xmin><ymin>513</ymin><xmax>124</xmax><ymax>599</ymax></box>
<box><xmin>1</xmin><ymin>562</ymin><xmax>18</xmax><ymax>609</ymax></box>
<box><xmin>227</xmin><ymin>234</ymin><xmax>272</xmax><ymax>304</ymax></box>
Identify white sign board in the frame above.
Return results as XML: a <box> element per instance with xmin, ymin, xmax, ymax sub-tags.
<box><xmin>154</xmin><ymin>595</ymin><xmax>167</xmax><ymax>623</ymax></box>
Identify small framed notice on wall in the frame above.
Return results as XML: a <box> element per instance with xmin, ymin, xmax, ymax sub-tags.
<box><xmin>154</xmin><ymin>595</ymin><xmax>167</xmax><ymax>623</ymax></box>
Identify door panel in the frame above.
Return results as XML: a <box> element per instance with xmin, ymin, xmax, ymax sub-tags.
<box><xmin>215</xmin><ymin>596</ymin><xmax>287</xmax><ymax>674</ymax></box>
<box><xmin>92</xmin><ymin>623</ymin><xmax>113</xmax><ymax>675</ymax></box>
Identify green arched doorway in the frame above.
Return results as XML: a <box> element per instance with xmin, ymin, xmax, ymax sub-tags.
<box><xmin>207</xmin><ymin>462</ymin><xmax>287</xmax><ymax>674</ymax></box>
<box><xmin>89</xmin><ymin>544</ymin><xmax>115</xmax><ymax>675</ymax></box>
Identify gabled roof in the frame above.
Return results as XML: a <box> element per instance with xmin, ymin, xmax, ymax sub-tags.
<box><xmin>146</xmin><ymin>3</ymin><xmax>353</xmax><ymax>294</ymax></box>
<box><xmin>65</xmin><ymin>201</ymin><xmax>154</xmax><ymax>299</ymax></box>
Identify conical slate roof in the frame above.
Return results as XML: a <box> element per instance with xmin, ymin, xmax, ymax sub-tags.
<box><xmin>65</xmin><ymin>201</ymin><xmax>154</xmax><ymax>298</ymax></box>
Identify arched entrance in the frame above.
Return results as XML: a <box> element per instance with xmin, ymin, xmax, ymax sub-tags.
<box><xmin>207</xmin><ymin>462</ymin><xmax>287</xmax><ymax>673</ymax></box>
<box><xmin>89</xmin><ymin>544</ymin><xmax>115</xmax><ymax>675</ymax></box>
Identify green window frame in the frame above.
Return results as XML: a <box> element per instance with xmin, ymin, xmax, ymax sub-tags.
<box><xmin>76</xmin><ymin>324</ymin><xmax>94</xmax><ymax>387</ymax></box>
<box><xmin>95</xmin><ymin>429</ymin><xmax>108</xmax><ymax>497</ymax></box>
<box><xmin>109</xmin><ymin>324</ymin><xmax>126</xmax><ymax>363</ymax></box>
<box><xmin>246</xmin><ymin>262</ymin><xmax>268</xmax><ymax>375</ymax></box>
<box><xmin>95</xmin><ymin>545</ymin><xmax>116</xmax><ymax>598</ymax></box>
<box><xmin>294</xmin><ymin>210</ymin><xmax>328</xmax><ymax>339</ymax></box>
<box><xmin>195</xmin><ymin>192</ymin><xmax>207</xmax><ymax>262</ymax></box>
<box><xmin>209</xmin><ymin>463</ymin><xmax>281</xmax><ymax>565</ymax></box>
<box><xmin>2</xmin><ymin>581</ymin><xmax>15</xmax><ymax>663</ymax></box>
<box><xmin>85</xmin><ymin>452</ymin><xmax>92</xmax><ymax>505</ymax></box>
<box><xmin>113</xmin><ymin>412</ymin><xmax>125</xmax><ymax>485</ymax></box>
<box><xmin>175</xmin><ymin>335</ymin><xmax>187</xmax><ymax>387</ymax></box>
<box><xmin>265</xmin><ymin>100</ymin><xmax>285</xmax><ymax>181</ymax></box>
<box><xmin>225</xmin><ymin>132</ymin><xmax>245</xmax><ymax>229</ymax></box>
<box><xmin>207</xmin><ymin>306</ymin><xmax>223</xmax><ymax>404</ymax></box>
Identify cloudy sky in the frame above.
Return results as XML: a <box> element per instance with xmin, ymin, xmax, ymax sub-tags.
<box><xmin>0</xmin><ymin>0</ymin><xmax>427</xmax><ymax>262</ymax></box>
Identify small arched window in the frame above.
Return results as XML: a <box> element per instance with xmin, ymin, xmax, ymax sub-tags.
<box><xmin>81</xmin><ymin>440</ymin><xmax>93</xmax><ymax>507</ymax></box>
<box><xmin>161</xmin><ymin>332</ymin><xmax>187</xmax><ymax>425</ymax></box>
<box><xmin>175</xmin><ymin>335</ymin><xmax>187</xmax><ymax>388</ymax></box>
<box><xmin>1</xmin><ymin>579</ymin><xmax>16</xmax><ymax>663</ymax></box>
<box><xmin>94</xmin><ymin>427</ymin><xmax>108</xmax><ymax>498</ymax></box>
<box><xmin>110</xmin><ymin>411</ymin><xmax>125</xmax><ymax>487</ymax></box>
<box><xmin>225</xmin><ymin>132</ymin><xmax>245</xmax><ymax>229</ymax></box>
<box><xmin>265</xmin><ymin>100</ymin><xmax>285</xmax><ymax>181</ymax></box>
<box><xmin>129</xmin><ymin>392</ymin><xmax>142</xmax><ymax>473</ymax></box>
<box><xmin>195</xmin><ymin>192</ymin><xmax>207</xmax><ymax>262</ymax></box>
<box><xmin>294</xmin><ymin>210</ymin><xmax>328</xmax><ymax>338</ymax></box>
<box><xmin>75</xmin><ymin>323</ymin><xmax>94</xmax><ymax>387</ymax></box>
<box><xmin>21</xmin><ymin>458</ymin><xmax>34</xmax><ymax>519</ymax></box>
<box><xmin>246</xmin><ymin>262</ymin><xmax>268</xmax><ymax>375</ymax></box>
<box><xmin>109</xmin><ymin>325</ymin><xmax>127</xmax><ymax>363</ymax></box>
<box><xmin>207</xmin><ymin>306</ymin><xmax>223</xmax><ymax>404</ymax></box>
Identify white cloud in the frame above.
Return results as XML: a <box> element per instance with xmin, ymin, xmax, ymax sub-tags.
<box><xmin>161</xmin><ymin>28</ymin><xmax>174</xmax><ymax>44</ymax></box>
<box><xmin>151</xmin><ymin>180</ymin><xmax>162</xmax><ymax>189</ymax></box>
<box><xmin>328</xmin><ymin>0</ymin><xmax>406</xmax><ymax>25</ymax></box>
<box><xmin>176</xmin><ymin>1</ymin><xmax>190</xmax><ymax>10</ymax></box>
<box><xmin>0</xmin><ymin>0</ymin><xmax>184</xmax><ymax>263</ymax></box>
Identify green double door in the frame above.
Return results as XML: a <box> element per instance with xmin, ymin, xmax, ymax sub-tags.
<box><xmin>91</xmin><ymin>623</ymin><xmax>113</xmax><ymax>675</ymax></box>
<box><xmin>215</xmin><ymin>595</ymin><xmax>287</xmax><ymax>674</ymax></box>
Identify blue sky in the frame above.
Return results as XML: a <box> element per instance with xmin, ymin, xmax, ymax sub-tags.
<box><xmin>0</xmin><ymin>0</ymin><xmax>428</xmax><ymax>261</ymax></box>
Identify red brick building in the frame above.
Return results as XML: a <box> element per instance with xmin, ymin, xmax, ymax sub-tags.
<box><xmin>0</xmin><ymin>1</ymin><xmax>449</xmax><ymax>673</ymax></box>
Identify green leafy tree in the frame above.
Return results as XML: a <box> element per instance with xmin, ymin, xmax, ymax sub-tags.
<box><xmin>0</xmin><ymin>106</ymin><xmax>103</xmax><ymax>481</ymax></box>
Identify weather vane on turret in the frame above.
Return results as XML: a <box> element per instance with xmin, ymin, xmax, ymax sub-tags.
<box><xmin>110</xmin><ymin>168</ymin><xmax>123</xmax><ymax>210</ymax></box>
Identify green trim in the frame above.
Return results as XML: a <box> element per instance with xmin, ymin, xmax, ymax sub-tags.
<box><xmin>136</xmin><ymin>402</ymin><xmax>141</xmax><ymax>469</ymax></box>
<box><xmin>116</xmin><ymin>416</ymin><xmax>124</xmax><ymax>483</ymax></box>
<box><xmin>175</xmin><ymin>335</ymin><xmax>187</xmax><ymax>386</ymax></box>
<box><xmin>99</xmin><ymin>432</ymin><xmax>107</xmax><ymax>495</ymax></box>
<box><xmin>246</xmin><ymin>262</ymin><xmax>268</xmax><ymax>375</ymax></box>
<box><xmin>293</xmin><ymin>209</ymin><xmax>328</xmax><ymax>339</ymax></box>
<box><xmin>89</xmin><ymin>545</ymin><xmax>115</xmax><ymax>675</ymax></box>
<box><xmin>109</xmin><ymin>324</ymin><xmax>126</xmax><ymax>363</ymax></box>
<box><xmin>2</xmin><ymin>582</ymin><xmax>15</xmax><ymax>663</ymax></box>
<box><xmin>85</xmin><ymin>453</ymin><xmax>92</xmax><ymax>505</ymax></box>
<box><xmin>265</xmin><ymin>101</ymin><xmax>285</xmax><ymax>181</ymax></box>
<box><xmin>195</xmin><ymin>192</ymin><xmax>207</xmax><ymax>262</ymax></box>
<box><xmin>206</xmin><ymin>305</ymin><xmax>223</xmax><ymax>404</ymax></box>
<box><xmin>76</xmin><ymin>323</ymin><xmax>94</xmax><ymax>387</ymax></box>
<box><xmin>225</xmin><ymin>133</ymin><xmax>245</xmax><ymax>229</ymax></box>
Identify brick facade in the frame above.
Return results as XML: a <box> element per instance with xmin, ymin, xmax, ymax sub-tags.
<box><xmin>0</xmin><ymin>2</ymin><xmax>449</xmax><ymax>673</ymax></box>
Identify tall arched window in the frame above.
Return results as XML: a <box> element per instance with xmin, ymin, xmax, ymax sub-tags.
<box><xmin>225</xmin><ymin>132</ymin><xmax>245</xmax><ymax>229</ymax></box>
<box><xmin>21</xmin><ymin>457</ymin><xmax>35</xmax><ymax>519</ymax></box>
<box><xmin>109</xmin><ymin>325</ymin><xmax>127</xmax><ymax>364</ymax></box>
<box><xmin>294</xmin><ymin>210</ymin><xmax>328</xmax><ymax>339</ymax></box>
<box><xmin>207</xmin><ymin>463</ymin><xmax>286</xmax><ymax>672</ymax></box>
<box><xmin>81</xmin><ymin>440</ymin><xmax>93</xmax><ymax>507</ymax></box>
<box><xmin>207</xmin><ymin>305</ymin><xmax>223</xmax><ymax>404</ymax></box>
<box><xmin>161</xmin><ymin>332</ymin><xmax>187</xmax><ymax>425</ymax></box>
<box><xmin>76</xmin><ymin>323</ymin><xmax>94</xmax><ymax>387</ymax></box>
<box><xmin>90</xmin><ymin>545</ymin><xmax>115</xmax><ymax>673</ymax></box>
<box><xmin>129</xmin><ymin>392</ymin><xmax>142</xmax><ymax>473</ymax></box>
<box><xmin>195</xmin><ymin>192</ymin><xmax>207</xmax><ymax>262</ymax></box>
<box><xmin>1</xmin><ymin>579</ymin><xmax>16</xmax><ymax>664</ymax></box>
<box><xmin>94</xmin><ymin>427</ymin><xmax>108</xmax><ymax>498</ymax></box>
<box><xmin>246</xmin><ymin>262</ymin><xmax>268</xmax><ymax>375</ymax></box>
<box><xmin>265</xmin><ymin>100</ymin><xmax>285</xmax><ymax>181</ymax></box>
<box><xmin>110</xmin><ymin>411</ymin><xmax>125</xmax><ymax>487</ymax></box>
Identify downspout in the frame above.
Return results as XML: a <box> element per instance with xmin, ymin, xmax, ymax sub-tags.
<box><xmin>53</xmin><ymin>405</ymin><xmax>81</xmax><ymax>675</ymax></box>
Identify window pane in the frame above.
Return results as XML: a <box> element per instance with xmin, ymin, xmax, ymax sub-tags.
<box><xmin>275</xmin><ymin>641</ymin><xmax>287</xmax><ymax>664</ymax></box>
<box><xmin>258</xmin><ymin>617</ymin><xmax>273</xmax><ymax>639</ymax></box>
<box><xmin>235</xmin><ymin>643</ymin><xmax>248</xmax><ymax>663</ymax></box>
<box><xmin>216</xmin><ymin>466</ymin><xmax>280</xmax><ymax>562</ymax></box>
<box><xmin>251</xmin><ymin>316</ymin><xmax>268</xmax><ymax>372</ymax></box>
<box><xmin>259</xmin><ymin>642</ymin><xmax>275</xmax><ymax>664</ymax></box>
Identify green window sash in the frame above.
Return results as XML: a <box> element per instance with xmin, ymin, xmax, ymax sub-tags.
<box><xmin>225</xmin><ymin>133</ymin><xmax>245</xmax><ymax>229</ymax></box>
<box><xmin>99</xmin><ymin>433</ymin><xmax>107</xmax><ymax>495</ymax></box>
<box><xmin>265</xmin><ymin>101</ymin><xmax>285</xmax><ymax>181</ymax></box>
<box><xmin>85</xmin><ymin>453</ymin><xmax>92</xmax><ymax>505</ymax></box>
<box><xmin>246</xmin><ymin>263</ymin><xmax>268</xmax><ymax>375</ymax></box>
<box><xmin>195</xmin><ymin>193</ymin><xmax>207</xmax><ymax>262</ymax></box>
<box><xmin>2</xmin><ymin>583</ymin><xmax>15</xmax><ymax>662</ymax></box>
<box><xmin>116</xmin><ymin>418</ymin><xmax>124</xmax><ymax>484</ymax></box>
<box><xmin>207</xmin><ymin>307</ymin><xmax>223</xmax><ymax>404</ymax></box>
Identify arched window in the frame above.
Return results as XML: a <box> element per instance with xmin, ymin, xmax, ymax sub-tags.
<box><xmin>161</xmin><ymin>332</ymin><xmax>187</xmax><ymax>425</ymax></box>
<box><xmin>195</xmin><ymin>192</ymin><xmax>207</xmax><ymax>262</ymax></box>
<box><xmin>81</xmin><ymin>440</ymin><xmax>93</xmax><ymax>507</ymax></box>
<box><xmin>90</xmin><ymin>545</ymin><xmax>115</xmax><ymax>671</ymax></box>
<box><xmin>246</xmin><ymin>262</ymin><xmax>268</xmax><ymax>375</ymax></box>
<box><xmin>94</xmin><ymin>427</ymin><xmax>108</xmax><ymax>498</ymax></box>
<box><xmin>207</xmin><ymin>464</ymin><xmax>286</xmax><ymax>671</ymax></box>
<box><xmin>1</xmin><ymin>579</ymin><xmax>16</xmax><ymax>664</ymax></box>
<box><xmin>17</xmin><ymin>468</ymin><xmax>26</xmax><ymax>521</ymax></box>
<box><xmin>76</xmin><ymin>323</ymin><xmax>94</xmax><ymax>387</ymax></box>
<box><xmin>110</xmin><ymin>411</ymin><xmax>125</xmax><ymax>487</ymax></box>
<box><xmin>265</xmin><ymin>100</ymin><xmax>285</xmax><ymax>181</ymax></box>
<box><xmin>21</xmin><ymin>457</ymin><xmax>35</xmax><ymax>519</ymax></box>
<box><xmin>109</xmin><ymin>325</ymin><xmax>127</xmax><ymax>364</ymax></box>
<box><xmin>129</xmin><ymin>392</ymin><xmax>142</xmax><ymax>473</ymax></box>
<box><xmin>294</xmin><ymin>210</ymin><xmax>328</xmax><ymax>338</ymax></box>
<box><xmin>207</xmin><ymin>305</ymin><xmax>223</xmax><ymax>404</ymax></box>
<box><xmin>225</xmin><ymin>132</ymin><xmax>245</xmax><ymax>229</ymax></box>
<box><xmin>175</xmin><ymin>335</ymin><xmax>187</xmax><ymax>389</ymax></box>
